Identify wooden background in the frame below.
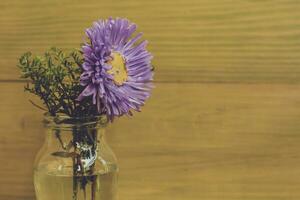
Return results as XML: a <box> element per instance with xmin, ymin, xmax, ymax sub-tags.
<box><xmin>1</xmin><ymin>0</ymin><xmax>300</xmax><ymax>199</ymax></box>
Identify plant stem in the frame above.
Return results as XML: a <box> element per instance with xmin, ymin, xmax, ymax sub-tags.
<box><xmin>91</xmin><ymin>175</ymin><xmax>97</xmax><ymax>200</ymax></box>
<box><xmin>72</xmin><ymin>128</ymin><xmax>79</xmax><ymax>200</ymax></box>
<box><xmin>90</xmin><ymin>129</ymin><xmax>97</xmax><ymax>200</ymax></box>
<box><xmin>55</xmin><ymin>130</ymin><xmax>66</xmax><ymax>150</ymax></box>
<box><xmin>54</xmin><ymin>125</ymin><xmax>99</xmax><ymax>200</ymax></box>
<box><xmin>72</xmin><ymin>156</ymin><xmax>78</xmax><ymax>200</ymax></box>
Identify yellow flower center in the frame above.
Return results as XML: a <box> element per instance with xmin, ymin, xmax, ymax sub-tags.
<box><xmin>106</xmin><ymin>52</ymin><xmax>128</xmax><ymax>86</ymax></box>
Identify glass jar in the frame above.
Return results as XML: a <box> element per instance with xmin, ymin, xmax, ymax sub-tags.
<box><xmin>34</xmin><ymin>114</ymin><xmax>118</xmax><ymax>200</ymax></box>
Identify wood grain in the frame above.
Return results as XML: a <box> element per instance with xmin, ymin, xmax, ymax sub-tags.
<box><xmin>2</xmin><ymin>0</ymin><xmax>300</xmax><ymax>199</ymax></box>
<box><xmin>1</xmin><ymin>0</ymin><xmax>300</xmax><ymax>83</ymax></box>
<box><xmin>1</xmin><ymin>82</ymin><xmax>300</xmax><ymax>199</ymax></box>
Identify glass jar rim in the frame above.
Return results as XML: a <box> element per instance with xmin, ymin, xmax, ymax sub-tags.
<box><xmin>43</xmin><ymin>112</ymin><xmax>108</xmax><ymax>128</ymax></box>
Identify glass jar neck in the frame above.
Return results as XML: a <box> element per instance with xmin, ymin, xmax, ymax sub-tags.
<box><xmin>44</xmin><ymin>113</ymin><xmax>108</xmax><ymax>128</ymax></box>
<box><xmin>43</xmin><ymin>113</ymin><xmax>108</xmax><ymax>149</ymax></box>
<box><xmin>46</xmin><ymin>125</ymin><xmax>105</xmax><ymax>148</ymax></box>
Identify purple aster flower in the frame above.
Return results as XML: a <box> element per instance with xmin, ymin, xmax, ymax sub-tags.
<box><xmin>77</xmin><ymin>18</ymin><xmax>154</xmax><ymax>120</ymax></box>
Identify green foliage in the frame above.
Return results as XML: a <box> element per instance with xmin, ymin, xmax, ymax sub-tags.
<box><xmin>18</xmin><ymin>47</ymin><xmax>97</xmax><ymax>117</ymax></box>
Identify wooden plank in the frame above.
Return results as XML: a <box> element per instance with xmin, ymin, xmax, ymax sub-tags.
<box><xmin>1</xmin><ymin>82</ymin><xmax>300</xmax><ymax>199</ymax></box>
<box><xmin>1</xmin><ymin>0</ymin><xmax>300</xmax><ymax>83</ymax></box>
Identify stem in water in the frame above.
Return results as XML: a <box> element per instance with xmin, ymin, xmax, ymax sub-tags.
<box><xmin>90</xmin><ymin>129</ymin><xmax>97</xmax><ymax>200</ymax></box>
